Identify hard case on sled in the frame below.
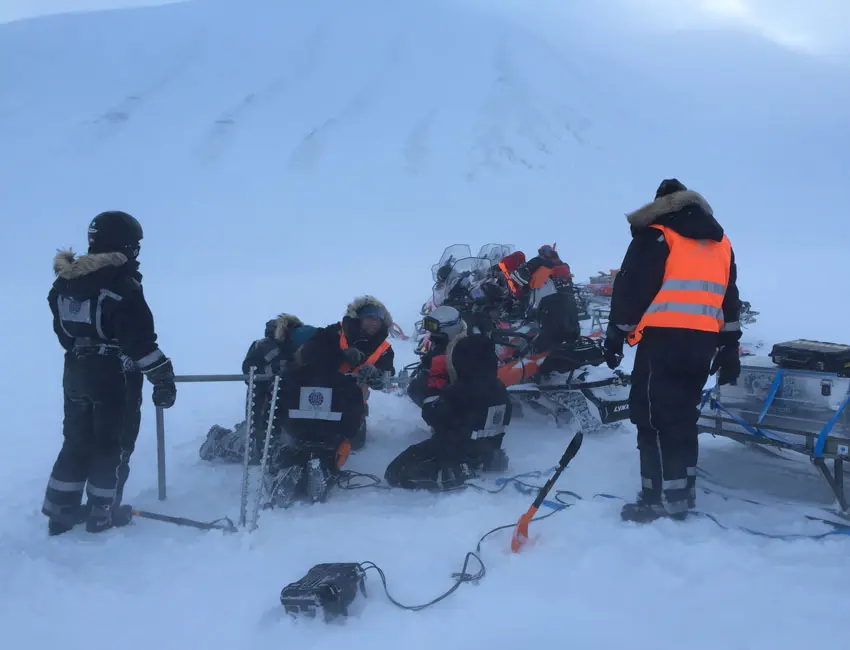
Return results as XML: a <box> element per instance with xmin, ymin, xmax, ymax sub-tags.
<box><xmin>699</xmin><ymin>355</ymin><xmax>850</xmax><ymax>455</ymax></box>
<box><xmin>769</xmin><ymin>339</ymin><xmax>850</xmax><ymax>376</ymax></box>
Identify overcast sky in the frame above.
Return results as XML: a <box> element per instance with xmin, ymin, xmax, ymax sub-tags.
<box><xmin>2</xmin><ymin>0</ymin><xmax>848</xmax><ymax>65</ymax></box>
<box><xmin>634</xmin><ymin>0</ymin><xmax>850</xmax><ymax>60</ymax></box>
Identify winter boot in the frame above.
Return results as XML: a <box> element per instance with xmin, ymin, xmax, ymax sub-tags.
<box><xmin>48</xmin><ymin>519</ymin><xmax>75</xmax><ymax>536</ymax></box>
<box><xmin>85</xmin><ymin>504</ymin><xmax>134</xmax><ymax>533</ymax></box>
<box><xmin>47</xmin><ymin>503</ymin><xmax>92</xmax><ymax>536</ymax></box>
<box><xmin>620</xmin><ymin>490</ymin><xmax>666</xmax><ymax>524</ymax></box>
<box><xmin>306</xmin><ymin>458</ymin><xmax>333</xmax><ymax>504</ymax></box>
<box><xmin>481</xmin><ymin>448</ymin><xmax>510</xmax><ymax>473</ymax></box>
<box><xmin>264</xmin><ymin>465</ymin><xmax>303</xmax><ymax>509</ymax></box>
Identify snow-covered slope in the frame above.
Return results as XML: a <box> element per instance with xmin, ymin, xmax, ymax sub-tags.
<box><xmin>2</xmin><ymin>1</ymin><xmax>850</xmax><ymax>648</ymax></box>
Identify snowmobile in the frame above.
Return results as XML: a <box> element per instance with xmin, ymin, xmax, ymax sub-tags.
<box><xmin>740</xmin><ymin>300</ymin><xmax>759</xmax><ymax>325</ymax></box>
<box><xmin>491</xmin><ymin>326</ymin><xmax>631</xmax><ymax>433</ymax></box>
<box><xmin>408</xmin><ymin>254</ymin><xmax>631</xmax><ymax>433</ymax></box>
<box><xmin>416</xmin><ymin>244</ymin><xmax>517</xmax><ymax>352</ymax></box>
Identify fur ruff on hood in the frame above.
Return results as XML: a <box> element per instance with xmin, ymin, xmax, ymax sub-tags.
<box><xmin>273</xmin><ymin>313</ymin><xmax>304</xmax><ymax>341</ymax></box>
<box><xmin>444</xmin><ymin>322</ymin><xmax>468</xmax><ymax>384</ymax></box>
<box><xmin>345</xmin><ymin>295</ymin><xmax>393</xmax><ymax>328</ymax></box>
<box><xmin>625</xmin><ymin>190</ymin><xmax>713</xmax><ymax>229</ymax></box>
<box><xmin>53</xmin><ymin>249</ymin><xmax>128</xmax><ymax>279</ymax></box>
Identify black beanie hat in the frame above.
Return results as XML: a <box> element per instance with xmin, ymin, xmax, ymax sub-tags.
<box><xmin>655</xmin><ymin>178</ymin><xmax>687</xmax><ymax>199</ymax></box>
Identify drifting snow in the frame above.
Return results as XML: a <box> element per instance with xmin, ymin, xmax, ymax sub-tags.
<box><xmin>1</xmin><ymin>1</ymin><xmax>849</xmax><ymax>648</ymax></box>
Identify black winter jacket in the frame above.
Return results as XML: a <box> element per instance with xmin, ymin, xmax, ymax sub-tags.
<box><xmin>48</xmin><ymin>250</ymin><xmax>166</xmax><ymax>372</ymax></box>
<box><xmin>421</xmin><ymin>334</ymin><xmax>512</xmax><ymax>463</ymax></box>
<box><xmin>297</xmin><ymin>316</ymin><xmax>395</xmax><ymax>379</ymax></box>
<box><xmin>608</xmin><ymin>190</ymin><xmax>742</xmax><ymax>349</ymax></box>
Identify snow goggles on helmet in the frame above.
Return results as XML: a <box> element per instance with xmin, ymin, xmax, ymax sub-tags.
<box><xmin>422</xmin><ymin>316</ymin><xmax>443</xmax><ymax>333</ymax></box>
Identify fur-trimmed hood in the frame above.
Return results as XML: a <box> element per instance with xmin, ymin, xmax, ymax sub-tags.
<box><xmin>53</xmin><ymin>249</ymin><xmax>129</xmax><ymax>279</ymax></box>
<box><xmin>272</xmin><ymin>313</ymin><xmax>304</xmax><ymax>341</ymax></box>
<box><xmin>444</xmin><ymin>323</ymin><xmax>468</xmax><ymax>384</ymax></box>
<box><xmin>345</xmin><ymin>295</ymin><xmax>393</xmax><ymax>327</ymax></box>
<box><xmin>626</xmin><ymin>190</ymin><xmax>713</xmax><ymax>229</ymax></box>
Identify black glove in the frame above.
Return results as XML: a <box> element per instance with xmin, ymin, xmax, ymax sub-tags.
<box><xmin>341</xmin><ymin>347</ymin><xmax>365</xmax><ymax>368</ymax></box>
<box><xmin>143</xmin><ymin>357</ymin><xmax>176</xmax><ymax>408</ymax></box>
<box><xmin>356</xmin><ymin>363</ymin><xmax>385</xmax><ymax>389</ymax></box>
<box><xmin>602</xmin><ymin>326</ymin><xmax>625</xmax><ymax>370</ymax></box>
<box><xmin>710</xmin><ymin>344</ymin><xmax>740</xmax><ymax>386</ymax></box>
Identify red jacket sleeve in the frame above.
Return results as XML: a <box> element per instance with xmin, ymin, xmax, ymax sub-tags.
<box><xmin>427</xmin><ymin>354</ymin><xmax>449</xmax><ymax>390</ymax></box>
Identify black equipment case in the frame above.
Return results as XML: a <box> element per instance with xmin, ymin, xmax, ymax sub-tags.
<box><xmin>770</xmin><ymin>340</ymin><xmax>850</xmax><ymax>377</ymax></box>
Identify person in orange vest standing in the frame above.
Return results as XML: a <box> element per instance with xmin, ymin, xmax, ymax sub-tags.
<box><xmin>603</xmin><ymin>179</ymin><xmax>742</xmax><ymax>523</ymax></box>
<box><xmin>294</xmin><ymin>296</ymin><xmax>396</xmax><ymax>450</ymax></box>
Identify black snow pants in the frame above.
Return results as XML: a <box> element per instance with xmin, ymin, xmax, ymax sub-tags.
<box><xmin>628</xmin><ymin>329</ymin><xmax>715</xmax><ymax>514</ymax></box>
<box><xmin>385</xmin><ymin>436</ymin><xmax>502</xmax><ymax>491</ymax></box>
<box><xmin>42</xmin><ymin>351</ymin><xmax>143</xmax><ymax>525</ymax></box>
<box><xmin>385</xmin><ymin>439</ymin><xmax>445</xmax><ymax>490</ymax></box>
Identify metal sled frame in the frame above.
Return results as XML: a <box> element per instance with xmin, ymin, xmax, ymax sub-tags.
<box><xmin>153</xmin><ymin>372</ymin><xmax>278</xmax><ymax>501</ymax></box>
<box><xmin>153</xmin><ymin>371</ymin><xmax>397</xmax><ymax>502</ymax></box>
<box><xmin>697</xmin><ymin>389</ymin><xmax>850</xmax><ymax>512</ymax></box>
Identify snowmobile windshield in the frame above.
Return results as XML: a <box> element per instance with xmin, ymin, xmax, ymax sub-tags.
<box><xmin>431</xmin><ymin>244</ymin><xmax>472</xmax><ymax>282</ymax></box>
<box><xmin>432</xmin><ymin>256</ymin><xmax>492</xmax><ymax>307</ymax></box>
<box><xmin>477</xmin><ymin>243</ymin><xmax>515</xmax><ymax>266</ymax></box>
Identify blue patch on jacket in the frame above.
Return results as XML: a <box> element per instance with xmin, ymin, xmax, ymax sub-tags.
<box><xmin>290</xmin><ymin>325</ymin><xmax>317</xmax><ymax>348</ymax></box>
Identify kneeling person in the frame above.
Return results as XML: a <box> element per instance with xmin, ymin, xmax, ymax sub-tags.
<box><xmin>385</xmin><ymin>334</ymin><xmax>512</xmax><ymax>491</ymax></box>
<box><xmin>199</xmin><ymin>313</ymin><xmax>316</xmax><ymax>463</ymax></box>
<box><xmin>407</xmin><ymin>306</ymin><xmax>467</xmax><ymax>407</ymax></box>
<box><xmin>263</xmin><ymin>343</ymin><xmax>366</xmax><ymax>508</ymax></box>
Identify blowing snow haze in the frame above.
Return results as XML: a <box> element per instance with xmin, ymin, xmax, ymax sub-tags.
<box><xmin>0</xmin><ymin>0</ymin><xmax>848</xmax><ymax>410</ymax></box>
<box><xmin>2</xmin><ymin>1</ymin><xmax>850</xmax><ymax>646</ymax></box>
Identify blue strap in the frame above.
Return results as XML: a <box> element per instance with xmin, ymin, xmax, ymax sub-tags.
<box><xmin>499</xmin><ymin>467</ymin><xmax>850</xmax><ymax>539</ymax></box>
<box><xmin>757</xmin><ymin>368</ymin><xmax>784</xmax><ymax>424</ymax></box>
<box><xmin>813</xmin><ymin>391</ymin><xmax>850</xmax><ymax>458</ymax></box>
<box><xmin>589</xmin><ymin>492</ymin><xmax>850</xmax><ymax>540</ymax></box>
<box><xmin>706</xmin><ymin>393</ymin><xmax>781</xmax><ymax>442</ymax></box>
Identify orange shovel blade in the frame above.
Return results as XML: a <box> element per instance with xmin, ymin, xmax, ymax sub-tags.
<box><xmin>510</xmin><ymin>506</ymin><xmax>538</xmax><ymax>552</ymax></box>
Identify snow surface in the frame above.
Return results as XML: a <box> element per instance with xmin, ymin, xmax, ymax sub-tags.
<box><xmin>2</xmin><ymin>0</ymin><xmax>850</xmax><ymax>648</ymax></box>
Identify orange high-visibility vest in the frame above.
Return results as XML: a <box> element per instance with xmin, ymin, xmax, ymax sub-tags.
<box><xmin>528</xmin><ymin>266</ymin><xmax>553</xmax><ymax>290</ymax></box>
<box><xmin>627</xmin><ymin>225</ymin><xmax>732</xmax><ymax>346</ymax></box>
<box><xmin>338</xmin><ymin>324</ymin><xmax>391</xmax><ymax>372</ymax></box>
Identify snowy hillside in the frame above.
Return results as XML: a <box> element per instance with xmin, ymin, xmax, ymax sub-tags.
<box><xmin>2</xmin><ymin>0</ymin><xmax>850</xmax><ymax>648</ymax></box>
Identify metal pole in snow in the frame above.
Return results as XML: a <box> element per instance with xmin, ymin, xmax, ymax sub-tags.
<box><xmin>156</xmin><ymin>406</ymin><xmax>166</xmax><ymax>501</ymax></box>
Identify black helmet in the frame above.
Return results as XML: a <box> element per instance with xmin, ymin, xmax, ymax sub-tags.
<box><xmin>87</xmin><ymin>211</ymin><xmax>143</xmax><ymax>258</ymax></box>
<box><xmin>655</xmin><ymin>178</ymin><xmax>687</xmax><ymax>199</ymax></box>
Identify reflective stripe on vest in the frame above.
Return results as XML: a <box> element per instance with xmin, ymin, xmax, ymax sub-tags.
<box><xmin>338</xmin><ymin>324</ymin><xmax>391</xmax><ymax>372</ymax></box>
<box><xmin>627</xmin><ymin>225</ymin><xmax>732</xmax><ymax>346</ymax></box>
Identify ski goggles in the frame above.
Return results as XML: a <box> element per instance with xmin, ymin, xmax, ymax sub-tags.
<box><xmin>422</xmin><ymin>316</ymin><xmax>443</xmax><ymax>333</ymax></box>
<box><xmin>422</xmin><ymin>313</ymin><xmax>462</xmax><ymax>334</ymax></box>
<box><xmin>538</xmin><ymin>245</ymin><xmax>558</xmax><ymax>259</ymax></box>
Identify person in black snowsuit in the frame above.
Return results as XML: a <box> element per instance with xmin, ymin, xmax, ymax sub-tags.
<box><xmin>262</xmin><ymin>332</ymin><xmax>366</xmax><ymax>507</ymax></box>
<box><xmin>385</xmin><ymin>334</ymin><xmax>513</xmax><ymax>491</ymax></box>
<box><xmin>508</xmin><ymin>245</ymin><xmax>580</xmax><ymax>352</ymax></box>
<box><xmin>603</xmin><ymin>179</ymin><xmax>742</xmax><ymax>523</ymax></box>
<box><xmin>199</xmin><ymin>313</ymin><xmax>317</xmax><ymax>463</ymax></box>
<box><xmin>297</xmin><ymin>295</ymin><xmax>395</xmax><ymax>449</ymax></box>
<box><xmin>42</xmin><ymin>211</ymin><xmax>176</xmax><ymax>535</ymax></box>
<box><xmin>407</xmin><ymin>306</ymin><xmax>467</xmax><ymax>407</ymax></box>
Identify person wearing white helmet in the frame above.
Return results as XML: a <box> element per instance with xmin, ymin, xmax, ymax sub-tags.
<box><xmin>386</xmin><ymin>333</ymin><xmax>513</xmax><ymax>491</ymax></box>
<box><xmin>407</xmin><ymin>306</ymin><xmax>467</xmax><ymax>407</ymax></box>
